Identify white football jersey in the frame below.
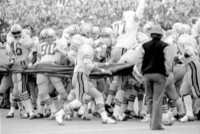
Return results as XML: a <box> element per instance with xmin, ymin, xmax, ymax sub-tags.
<box><xmin>114</xmin><ymin>0</ymin><xmax>145</xmax><ymax>49</ymax></box>
<box><xmin>74</xmin><ymin>44</ymin><xmax>95</xmax><ymax>76</ymax></box>
<box><xmin>68</xmin><ymin>34</ymin><xmax>95</xmax><ymax>64</ymax></box>
<box><xmin>7</xmin><ymin>35</ymin><xmax>33</xmax><ymax>64</ymax></box>
<box><xmin>38</xmin><ymin>39</ymin><xmax>68</xmax><ymax>64</ymax></box>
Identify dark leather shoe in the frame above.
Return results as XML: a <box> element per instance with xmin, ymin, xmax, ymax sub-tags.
<box><xmin>197</xmin><ymin>111</ymin><xmax>200</xmax><ymax>120</ymax></box>
<box><xmin>151</xmin><ymin>127</ymin><xmax>165</xmax><ymax>130</ymax></box>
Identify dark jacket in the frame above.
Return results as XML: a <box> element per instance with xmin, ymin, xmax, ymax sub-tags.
<box><xmin>141</xmin><ymin>38</ymin><xmax>169</xmax><ymax>76</ymax></box>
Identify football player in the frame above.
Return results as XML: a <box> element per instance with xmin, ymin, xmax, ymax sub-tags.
<box><xmin>6</xmin><ymin>24</ymin><xmax>35</xmax><ymax>119</ymax></box>
<box><xmin>105</xmin><ymin>0</ymin><xmax>146</xmax><ymax>119</ymax></box>
<box><xmin>55</xmin><ymin>44</ymin><xmax>116</xmax><ymax>125</ymax></box>
<box><xmin>36</xmin><ymin>28</ymin><xmax>69</xmax><ymax>118</ymax></box>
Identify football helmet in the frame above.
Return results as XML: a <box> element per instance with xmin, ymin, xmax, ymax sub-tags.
<box><xmin>40</xmin><ymin>29</ymin><xmax>47</xmax><ymax>41</ymax></box>
<box><xmin>91</xmin><ymin>26</ymin><xmax>100</xmax><ymax>39</ymax></box>
<box><xmin>62</xmin><ymin>24</ymin><xmax>80</xmax><ymax>39</ymax></box>
<box><xmin>80</xmin><ymin>23</ymin><xmax>93</xmax><ymax>38</ymax></box>
<box><xmin>100</xmin><ymin>27</ymin><xmax>113</xmax><ymax>37</ymax></box>
<box><xmin>10</xmin><ymin>24</ymin><xmax>22</xmax><ymax>39</ymax></box>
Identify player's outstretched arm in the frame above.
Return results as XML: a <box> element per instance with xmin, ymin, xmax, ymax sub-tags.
<box><xmin>135</xmin><ymin>0</ymin><xmax>146</xmax><ymax>21</ymax></box>
<box><xmin>54</xmin><ymin>47</ymin><xmax>68</xmax><ymax>57</ymax></box>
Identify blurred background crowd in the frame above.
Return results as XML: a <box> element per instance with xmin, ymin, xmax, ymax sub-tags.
<box><xmin>0</xmin><ymin>0</ymin><xmax>200</xmax><ymax>36</ymax></box>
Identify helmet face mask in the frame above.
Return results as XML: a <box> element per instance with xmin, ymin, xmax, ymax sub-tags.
<box><xmin>41</xmin><ymin>36</ymin><xmax>46</xmax><ymax>41</ymax></box>
<box><xmin>80</xmin><ymin>23</ymin><xmax>93</xmax><ymax>38</ymax></box>
<box><xmin>11</xmin><ymin>24</ymin><xmax>22</xmax><ymax>40</ymax></box>
<box><xmin>44</xmin><ymin>28</ymin><xmax>56</xmax><ymax>44</ymax></box>
<box><xmin>82</xmin><ymin>32</ymin><xmax>91</xmax><ymax>38</ymax></box>
<box><xmin>12</xmin><ymin>32</ymin><xmax>22</xmax><ymax>40</ymax></box>
<box><xmin>91</xmin><ymin>26</ymin><xmax>100</xmax><ymax>40</ymax></box>
<box><xmin>45</xmin><ymin>35</ymin><xmax>54</xmax><ymax>44</ymax></box>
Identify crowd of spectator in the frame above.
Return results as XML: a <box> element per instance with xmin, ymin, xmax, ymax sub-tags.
<box><xmin>0</xmin><ymin>0</ymin><xmax>200</xmax><ymax>36</ymax></box>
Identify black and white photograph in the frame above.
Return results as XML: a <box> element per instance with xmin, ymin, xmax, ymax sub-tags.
<box><xmin>0</xmin><ymin>0</ymin><xmax>200</xmax><ymax>134</ymax></box>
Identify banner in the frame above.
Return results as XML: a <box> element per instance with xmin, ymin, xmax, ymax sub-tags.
<box><xmin>0</xmin><ymin>63</ymin><xmax>135</xmax><ymax>79</ymax></box>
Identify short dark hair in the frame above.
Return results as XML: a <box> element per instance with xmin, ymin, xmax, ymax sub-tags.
<box><xmin>151</xmin><ymin>33</ymin><xmax>163</xmax><ymax>39</ymax></box>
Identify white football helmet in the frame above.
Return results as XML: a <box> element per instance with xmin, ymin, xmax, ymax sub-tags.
<box><xmin>100</xmin><ymin>27</ymin><xmax>113</xmax><ymax>37</ymax></box>
<box><xmin>172</xmin><ymin>22</ymin><xmax>183</xmax><ymax>34</ymax></box>
<box><xmin>10</xmin><ymin>24</ymin><xmax>22</xmax><ymax>39</ymax></box>
<box><xmin>62</xmin><ymin>24</ymin><xmax>80</xmax><ymax>39</ymax></box>
<box><xmin>45</xmin><ymin>28</ymin><xmax>56</xmax><ymax>43</ymax></box>
<box><xmin>162</xmin><ymin>112</ymin><xmax>175</xmax><ymax>126</ymax></box>
<box><xmin>91</xmin><ymin>26</ymin><xmax>100</xmax><ymax>39</ymax></box>
<box><xmin>80</xmin><ymin>23</ymin><xmax>93</xmax><ymax>38</ymax></box>
<box><xmin>78</xmin><ymin>44</ymin><xmax>94</xmax><ymax>61</ymax></box>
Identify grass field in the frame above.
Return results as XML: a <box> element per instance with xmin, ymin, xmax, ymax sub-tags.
<box><xmin>1</xmin><ymin>109</ymin><xmax>200</xmax><ymax>134</ymax></box>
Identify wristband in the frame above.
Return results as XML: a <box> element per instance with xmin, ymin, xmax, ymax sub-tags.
<box><xmin>10</xmin><ymin>58</ymin><xmax>15</xmax><ymax>64</ymax></box>
<box><xmin>101</xmin><ymin>69</ymin><xmax>105</xmax><ymax>73</ymax></box>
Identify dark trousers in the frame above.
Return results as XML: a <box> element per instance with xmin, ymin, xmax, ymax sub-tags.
<box><xmin>143</xmin><ymin>73</ymin><xmax>166</xmax><ymax>130</ymax></box>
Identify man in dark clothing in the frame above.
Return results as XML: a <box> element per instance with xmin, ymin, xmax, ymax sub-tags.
<box><xmin>136</xmin><ymin>24</ymin><xmax>173</xmax><ymax>130</ymax></box>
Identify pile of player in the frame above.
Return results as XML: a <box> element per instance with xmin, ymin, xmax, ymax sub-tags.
<box><xmin>0</xmin><ymin>0</ymin><xmax>200</xmax><ymax>126</ymax></box>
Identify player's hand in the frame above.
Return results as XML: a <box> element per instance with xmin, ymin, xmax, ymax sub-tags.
<box><xmin>54</xmin><ymin>47</ymin><xmax>59</xmax><ymax>52</ymax></box>
<box><xmin>22</xmin><ymin>65</ymin><xmax>27</xmax><ymax>69</ymax></box>
<box><xmin>7</xmin><ymin>63</ymin><xmax>13</xmax><ymax>69</ymax></box>
<box><xmin>101</xmin><ymin>69</ymin><xmax>112</xmax><ymax>75</ymax></box>
<box><xmin>33</xmin><ymin>62</ymin><xmax>39</xmax><ymax>67</ymax></box>
<box><xmin>28</xmin><ymin>63</ymin><xmax>33</xmax><ymax>67</ymax></box>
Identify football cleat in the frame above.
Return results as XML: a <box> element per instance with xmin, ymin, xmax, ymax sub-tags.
<box><xmin>77</xmin><ymin>113</ymin><xmax>91</xmax><ymax>121</ymax></box>
<box><xmin>19</xmin><ymin>109</ymin><xmax>23</xmax><ymax>117</ymax></box>
<box><xmin>141</xmin><ymin>114</ymin><xmax>150</xmax><ymax>123</ymax></box>
<box><xmin>6</xmin><ymin>113</ymin><xmax>14</xmax><ymax>118</ymax></box>
<box><xmin>92</xmin><ymin>112</ymin><xmax>101</xmax><ymax>118</ymax></box>
<box><xmin>35</xmin><ymin>113</ymin><xmax>44</xmax><ymax>118</ymax></box>
<box><xmin>64</xmin><ymin>114</ymin><xmax>72</xmax><ymax>120</ymax></box>
<box><xmin>180</xmin><ymin>115</ymin><xmax>195</xmax><ymax>123</ymax></box>
<box><xmin>88</xmin><ymin>109</ymin><xmax>92</xmax><ymax>114</ymax></box>
<box><xmin>102</xmin><ymin>117</ymin><xmax>117</xmax><ymax>124</ymax></box>
<box><xmin>55</xmin><ymin>109</ymin><xmax>65</xmax><ymax>125</ymax></box>
<box><xmin>124</xmin><ymin>110</ymin><xmax>137</xmax><ymax>119</ymax></box>
<box><xmin>21</xmin><ymin>112</ymin><xmax>29</xmax><ymax>119</ymax></box>
<box><xmin>112</xmin><ymin>113</ymin><xmax>127</xmax><ymax>121</ymax></box>
<box><xmin>48</xmin><ymin>113</ymin><xmax>55</xmax><ymax>120</ymax></box>
<box><xmin>29</xmin><ymin>112</ymin><xmax>36</xmax><ymax>120</ymax></box>
<box><xmin>105</xmin><ymin>104</ymin><xmax>113</xmax><ymax>116</ymax></box>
